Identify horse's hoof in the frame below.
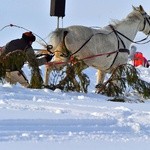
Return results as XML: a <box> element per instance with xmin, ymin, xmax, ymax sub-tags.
<box><xmin>95</xmin><ymin>83</ymin><xmax>103</xmax><ymax>88</ymax></box>
<box><xmin>43</xmin><ymin>84</ymin><xmax>55</xmax><ymax>90</ymax></box>
<box><xmin>95</xmin><ymin>83</ymin><xmax>104</xmax><ymax>94</ymax></box>
<box><xmin>95</xmin><ymin>89</ymin><xmax>100</xmax><ymax>94</ymax></box>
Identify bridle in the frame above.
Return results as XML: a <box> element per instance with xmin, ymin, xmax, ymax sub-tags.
<box><xmin>107</xmin><ymin>11</ymin><xmax>150</xmax><ymax>46</ymax></box>
<box><xmin>140</xmin><ymin>11</ymin><xmax>150</xmax><ymax>35</ymax></box>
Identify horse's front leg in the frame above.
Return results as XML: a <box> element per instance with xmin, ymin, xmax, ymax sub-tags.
<box><xmin>44</xmin><ymin>65</ymin><xmax>53</xmax><ymax>86</ymax></box>
<box><xmin>95</xmin><ymin>69</ymin><xmax>106</xmax><ymax>93</ymax></box>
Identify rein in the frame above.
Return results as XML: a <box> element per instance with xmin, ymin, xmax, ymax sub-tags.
<box><xmin>46</xmin><ymin>49</ymin><xmax>129</xmax><ymax>67</ymax></box>
<box><xmin>47</xmin><ymin>9</ymin><xmax>150</xmax><ymax>68</ymax></box>
<box><xmin>109</xmin><ymin>12</ymin><xmax>150</xmax><ymax>45</ymax></box>
<box><xmin>111</xmin><ymin>26</ymin><xmax>150</xmax><ymax>44</ymax></box>
<box><xmin>0</xmin><ymin>24</ymin><xmax>53</xmax><ymax>53</ymax></box>
<box><xmin>141</xmin><ymin>12</ymin><xmax>150</xmax><ymax>35</ymax></box>
<box><xmin>65</xmin><ymin>25</ymin><xmax>130</xmax><ymax>70</ymax></box>
<box><xmin>70</xmin><ymin>31</ymin><xmax>113</xmax><ymax>57</ymax></box>
<box><xmin>68</xmin><ymin>11</ymin><xmax>150</xmax><ymax>58</ymax></box>
<box><xmin>54</xmin><ymin>25</ymin><xmax>130</xmax><ymax>69</ymax></box>
<box><xmin>63</xmin><ymin>16</ymin><xmax>150</xmax><ymax>68</ymax></box>
<box><xmin>70</xmin><ymin>34</ymin><xmax>95</xmax><ymax>56</ymax></box>
<box><xmin>46</xmin><ymin>50</ymin><xmax>119</xmax><ymax>66</ymax></box>
<box><xmin>69</xmin><ymin>27</ymin><xmax>150</xmax><ymax>58</ymax></box>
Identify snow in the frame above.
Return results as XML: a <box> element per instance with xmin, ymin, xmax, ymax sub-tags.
<box><xmin>0</xmin><ymin>65</ymin><xmax>150</xmax><ymax>150</ymax></box>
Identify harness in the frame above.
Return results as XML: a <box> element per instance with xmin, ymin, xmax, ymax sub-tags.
<box><xmin>107</xmin><ymin>25</ymin><xmax>129</xmax><ymax>69</ymax></box>
<box><xmin>61</xmin><ymin>26</ymin><xmax>129</xmax><ymax>69</ymax></box>
<box><xmin>60</xmin><ymin>10</ymin><xmax>150</xmax><ymax>69</ymax></box>
<box><xmin>141</xmin><ymin>12</ymin><xmax>150</xmax><ymax>35</ymax></box>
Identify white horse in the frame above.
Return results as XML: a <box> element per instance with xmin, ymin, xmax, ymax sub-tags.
<box><xmin>45</xmin><ymin>5</ymin><xmax>150</xmax><ymax>91</ymax></box>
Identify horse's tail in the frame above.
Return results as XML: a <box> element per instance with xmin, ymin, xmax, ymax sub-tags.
<box><xmin>50</xmin><ymin>28</ymin><xmax>68</xmax><ymax>51</ymax></box>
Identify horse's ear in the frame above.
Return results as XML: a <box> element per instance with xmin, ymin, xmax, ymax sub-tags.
<box><xmin>133</xmin><ymin>5</ymin><xmax>145</xmax><ymax>13</ymax></box>
<box><xmin>132</xmin><ymin>5</ymin><xmax>136</xmax><ymax>10</ymax></box>
<box><xmin>139</xmin><ymin>5</ymin><xmax>144</xmax><ymax>11</ymax></box>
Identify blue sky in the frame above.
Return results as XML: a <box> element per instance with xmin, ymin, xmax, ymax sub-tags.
<box><xmin>1</xmin><ymin>0</ymin><xmax>150</xmax><ymax>58</ymax></box>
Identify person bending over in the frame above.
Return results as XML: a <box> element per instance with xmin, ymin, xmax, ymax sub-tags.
<box><xmin>0</xmin><ymin>32</ymin><xmax>52</xmax><ymax>88</ymax></box>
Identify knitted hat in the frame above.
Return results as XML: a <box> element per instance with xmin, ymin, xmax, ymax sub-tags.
<box><xmin>22</xmin><ymin>31</ymin><xmax>36</xmax><ymax>42</ymax></box>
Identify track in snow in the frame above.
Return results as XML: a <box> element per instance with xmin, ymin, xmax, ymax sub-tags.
<box><xmin>0</xmin><ymin>119</ymin><xmax>150</xmax><ymax>142</ymax></box>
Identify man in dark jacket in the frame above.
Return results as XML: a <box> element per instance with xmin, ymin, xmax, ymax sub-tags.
<box><xmin>0</xmin><ymin>32</ymin><xmax>52</xmax><ymax>88</ymax></box>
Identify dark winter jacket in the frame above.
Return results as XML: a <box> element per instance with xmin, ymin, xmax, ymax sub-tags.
<box><xmin>1</xmin><ymin>38</ymin><xmax>31</xmax><ymax>55</ymax></box>
<box><xmin>1</xmin><ymin>38</ymin><xmax>40</xmax><ymax>70</ymax></box>
<box><xmin>1</xmin><ymin>38</ymin><xmax>52</xmax><ymax>67</ymax></box>
<box><xmin>0</xmin><ymin>37</ymin><xmax>44</xmax><ymax>88</ymax></box>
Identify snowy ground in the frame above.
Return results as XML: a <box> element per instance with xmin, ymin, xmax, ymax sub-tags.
<box><xmin>0</xmin><ymin>65</ymin><xmax>150</xmax><ymax>150</ymax></box>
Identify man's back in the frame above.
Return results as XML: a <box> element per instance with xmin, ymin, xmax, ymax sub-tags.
<box><xmin>1</xmin><ymin>38</ymin><xmax>30</xmax><ymax>55</ymax></box>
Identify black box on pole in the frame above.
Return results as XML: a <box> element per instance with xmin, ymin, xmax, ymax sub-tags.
<box><xmin>50</xmin><ymin>0</ymin><xmax>66</xmax><ymax>17</ymax></box>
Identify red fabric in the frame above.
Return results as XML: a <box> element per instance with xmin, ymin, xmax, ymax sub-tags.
<box><xmin>133</xmin><ymin>52</ymin><xmax>148</xmax><ymax>67</ymax></box>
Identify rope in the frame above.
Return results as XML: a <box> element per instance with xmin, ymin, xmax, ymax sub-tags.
<box><xmin>0</xmin><ymin>24</ymin><xmax>50</xmax><ymax>49</ymax></box>
<box><xmin>46</xmin><ymin>50</ymin><xmax>119</xmax><ymax>66</ymax></box>
<box><xmin>0</xmin><ymin>24</ymin><xmax>13</xmax><ymax>31</ymax></box>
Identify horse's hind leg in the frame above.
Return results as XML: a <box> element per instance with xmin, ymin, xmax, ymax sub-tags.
<box><xmin>95</xmin><ymin>69</ymin><xmax>105</xmax><ymax>92</ymax></box>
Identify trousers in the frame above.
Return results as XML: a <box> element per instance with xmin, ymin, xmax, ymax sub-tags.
<box><xmin>5</xmin><ymin>70</ymin><xmax>29</xmax><ymax>87</ymax></box>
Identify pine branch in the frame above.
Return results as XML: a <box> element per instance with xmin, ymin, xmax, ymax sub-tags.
<box><xmin>48</xmin><ymin>60</ymin><xmax>89</xmax><ymax>93</ymax></box>
<box><xmin>99</xmin><ymin>64</ymin><xmax>150</xmax><ymax>99</ymax></box>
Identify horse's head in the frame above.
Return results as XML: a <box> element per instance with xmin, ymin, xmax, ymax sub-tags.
<box><xmin>132</xmin><ymin>5</ymin><xmax>150</xmax><ymax>35</ymax></box>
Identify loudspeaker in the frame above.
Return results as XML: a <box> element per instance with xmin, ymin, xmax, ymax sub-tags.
<box><xmin>50</xmin><ymin>0</ymin><xmax>66</xmax><ymax>17</ymax></box>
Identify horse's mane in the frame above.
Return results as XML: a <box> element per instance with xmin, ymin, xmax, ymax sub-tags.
<box><xmin>109</xmin><ymin>9</ymin><xmax>142</xmax><ymax>27</ymax></box>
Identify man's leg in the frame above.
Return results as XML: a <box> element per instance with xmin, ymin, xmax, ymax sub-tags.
<box><xmin>5</xmin><ymin>70</ymin><xmax>29</xmax><ymax>87</ymax></box>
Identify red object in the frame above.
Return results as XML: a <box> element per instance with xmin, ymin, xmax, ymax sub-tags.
<box><xmin>133</xmin><ymin>52</ymin><xmax>149</xmax><ymax>67</ymax></box>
